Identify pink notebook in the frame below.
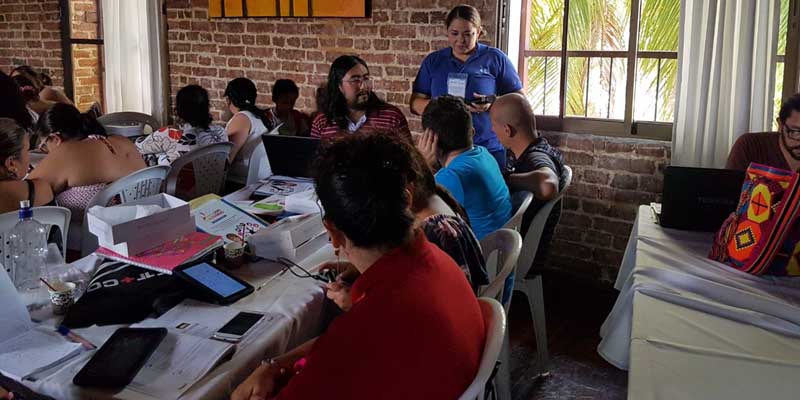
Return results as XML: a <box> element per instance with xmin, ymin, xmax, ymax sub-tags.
<box><xmin>95</xmin><ymin>231</ymin><xmax>222</xmax><ymax>274</ymax></box>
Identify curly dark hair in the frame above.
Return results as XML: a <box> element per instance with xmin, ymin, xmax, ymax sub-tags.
<box><xmin>324</xmin><ymin>55</ymin><xmax>387</xmax><ymax>130</ymax></box>
<box><xmin>312</xmin><ymin>133</ymin><xmax>415</xmax><ymax>249</ymax></box>
<box><xmin>779</xmin><ymin>93</ymin><xmax>800</xmax><ymax>125</ymax></box>
<box><xmin>421</xmin><ymin>95</ymin><xmax>473</xmax><ymax>154</ymax></box>
<box><xmin>176</xmin><ymin>84</ymin><xmax>212</xmax><ymax>130</ymax></box>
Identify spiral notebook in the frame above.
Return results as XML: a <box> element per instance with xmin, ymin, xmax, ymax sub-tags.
<box><xmin>95</xmin><ymin>231</ymin><xmax>222</xmax><ymax>274</ymax></box>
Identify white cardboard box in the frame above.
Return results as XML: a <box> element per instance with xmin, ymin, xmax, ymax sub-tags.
<box><xmin>248</xmin><ymin>214</ymin><xmax>327</xmax><ymax>262</ymax></box>
<box><xmin>87</xmin><ymin>194</ymin><xmax>196</xmax><ymax>256</ymax></box>
<box><xmin>250</xmin><ymin>231</ymin><xmax>328</xmax><ymax>262</ymax></box>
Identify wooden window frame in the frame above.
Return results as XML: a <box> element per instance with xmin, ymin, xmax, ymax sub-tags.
<box><xmin>59</xmin><ymin>0</ymin><xmax>105</xmax><ymax>107</ymax></box>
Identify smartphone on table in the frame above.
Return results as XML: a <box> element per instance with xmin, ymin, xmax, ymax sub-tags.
<box><xmin>212</xmin><ymin>311</ymin><xmax>264</xmax><ymax>343</ymax></box>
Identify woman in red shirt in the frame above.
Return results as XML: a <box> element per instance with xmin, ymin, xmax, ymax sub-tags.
<box><xmin>232</xmin><ymin>134</ymin><xmax>485</xmax><ymax>400</ymax></box>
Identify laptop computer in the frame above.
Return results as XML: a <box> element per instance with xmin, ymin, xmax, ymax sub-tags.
<box><xmin>660</xmin><ymin>166</ymin><xmax>746</xmax><ymax>231</ymax></box>
<box><xmin>261</xmin><ymin>135</ymin><xmax>321</xmax><ymax>178</ymax></box>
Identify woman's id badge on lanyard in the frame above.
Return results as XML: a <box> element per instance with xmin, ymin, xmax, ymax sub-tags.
<box><xmin>447</xmin><ymin>73</ymin><xmax>468</xmax><ymax>99</ymax></box>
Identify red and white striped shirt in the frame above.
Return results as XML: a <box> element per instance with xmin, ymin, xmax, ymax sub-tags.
<box><xmin>310</xmin><ymin>104</ymin><xmax>411</xmax><ymax>141</ymax></box>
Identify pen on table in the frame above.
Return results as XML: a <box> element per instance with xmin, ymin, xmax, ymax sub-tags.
<box><xmin>56</xmin><ymin>325</ymin><xmax>97</xmax><ymax>350</ymax></box>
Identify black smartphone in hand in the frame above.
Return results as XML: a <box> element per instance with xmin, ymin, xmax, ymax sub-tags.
<box><xmin>469</xmin><ymin>94</ymin><xmax>496</xmax><ymax>105</ymax></box>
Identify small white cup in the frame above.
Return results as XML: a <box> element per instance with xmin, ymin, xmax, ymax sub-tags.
<box><xmin>48</xmin><ymin>281</ymin><xmax>76</xmax><ymax>316</ymax></box>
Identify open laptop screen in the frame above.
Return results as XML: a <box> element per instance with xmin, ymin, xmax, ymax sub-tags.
<box><xmin>261</xmin><ymin>135</ymin><xmax>321</xmax><ymax>178</ymax></box>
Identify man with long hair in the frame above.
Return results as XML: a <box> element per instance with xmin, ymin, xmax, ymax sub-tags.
<box><xmin>310</xmin><ymin>55</ymin><xmax>411</xmax><ymax>141</ymax></box>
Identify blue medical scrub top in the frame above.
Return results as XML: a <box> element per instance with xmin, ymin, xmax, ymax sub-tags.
<box><xmin>413</xmin><ymin>43</ymin><xmax>523</xmax><ymax>153</ymax></box>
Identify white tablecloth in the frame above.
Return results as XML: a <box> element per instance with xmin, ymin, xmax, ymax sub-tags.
<box><xmin>24</xmin><ymin>244</ymin><xmax>335</xmax><ymax>400</ymax></box>
<box><xmin>599</xmin><ymin>205</ymin><xmax>800</xmax><ymax>400</ymax></box>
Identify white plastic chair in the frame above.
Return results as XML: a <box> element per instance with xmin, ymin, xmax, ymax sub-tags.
<box><xmin>504</xmin><ymin>191</ymin><xmax>533</xmax><ymax>232</ymax></box>
<box><xmin>1</xmin><ymin>206</ymin><xmax>71</xmax><ymax>275</ymax></box>
<box><xmin>478</xmin><ymin>229</ymin><xmax>522</xmax><ymax>303</ymax></box>
<box><xmin>478</xmin><ymin>228</ymin><xmax>521</xmax><ymax>400</ymax></box>
<box><xmin>165</xmin><ymin>142</ymin><xmax>233</xmax><ymax>200</ymax></box>
<box><xmin>79</xmin><ymin>165</ymin><xmax>169</xmax><ymax>256</ymax></box>
<box><xmin>459</xmin><ymin>297</ymin><xmax>507</xmax><ymax>400</ymax></box>
<box><xmin>513</xmin><ymin>165</ymin><xmax>573</xmax><ymax>378</ymax></box>
<box><xmin>228</xmin><ymin>127</ymin><xmax>279</xmax><ymax>185</ymax></box>
<box><xmin>98</xmin><ymin>112</ymin><xmax>160</xmax><ymax>138</ymax></box>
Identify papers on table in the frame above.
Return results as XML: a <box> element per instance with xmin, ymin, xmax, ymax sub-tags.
<box><xmin>254</xmin><ymin>176</ymin><xmax>314</xmax><ymax>197</ymax></box>
<box><xmin>128</xmin><ymin>300</ymin><xmax>283</xmax><ymax>397</ymax></box>
<box><xmin>192</xmin><ymin>198</ymin><xmax>269</xmax><ymax>244</ymax></box>
<box><xmin>0</xmin><ymin>267</ymin><xmax>83</xmax><ymax>381</ymax></box>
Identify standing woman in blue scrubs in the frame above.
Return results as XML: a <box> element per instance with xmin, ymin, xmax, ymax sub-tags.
<box><xmin>410</xmin><ymin>4</ymin><xmax>523</xmax><ymax>172</ymax></box>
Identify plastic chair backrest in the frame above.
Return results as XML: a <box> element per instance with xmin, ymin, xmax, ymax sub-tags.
<box><xmin>478</xmin><ymin>228</ymin><xmax>522</xmax><ymax>303</ymax></box>
<box><xmin>503</xmin><ymin>191</ymin><xmax>533</xmax><ymax>232</ymax></box>
<box><xmin>458</xmin><ymin>297</ymin><xmax>507</xmax><ymax>400</ymax></box>
<box><xmin>228</xmin><ymin>129</ymin><xmax>273</xmax><ymax>185</ymax></box>
<box><xmin>1</xmin><ymin>206</ymin><xmax>71</xmax><ymax>274</ymax></box>
<box><xmin>97</xmin><ymin>112</ymin><xmax>160</xmax><ymax>137</ymax></box>
<box><xmin>80</xmin><ymin>165</ymin><xmax>169</xmax><ymax>256</ymax></box>
<box><xmin>516</xmin><ymin>165</ymin><xmax>573</xmax><ymax>279</ymax></box>
<box><xmin>165</xmin><ymin>142</ymin><xmax>233</xmax><ymax>200</ymax></box>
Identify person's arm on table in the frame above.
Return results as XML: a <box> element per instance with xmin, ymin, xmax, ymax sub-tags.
<box><xmin>231</xmin><ymin>338</ymin><xmax>318</xmax><ymax>400</ymax></box>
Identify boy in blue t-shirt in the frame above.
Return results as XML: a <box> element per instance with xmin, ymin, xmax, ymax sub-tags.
<box><xmin>416</xmin><ymin>95</ymin><xmax>512</xmax><ymax>240</ymax></box>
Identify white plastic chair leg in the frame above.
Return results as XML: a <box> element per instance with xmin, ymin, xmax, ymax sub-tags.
<box><xmin>519</xmin><ymin>275</ymin><xmax>550</xmax><ymax>377</ymax></box>
<box><xmin>496</xmin><ymin>330</ymin><xmax>512</xmax><ymax>400</ymax></box>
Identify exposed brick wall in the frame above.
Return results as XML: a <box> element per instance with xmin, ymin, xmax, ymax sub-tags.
<box><xmin>164</xmin><ymin>0</ymin><xmax>671</xmax><ymax>285</ymax></box>
<box><xmin>70</xmin><ymin>0</ymin><xmax>103</xmax><ymax>112</ymax></box>
<box><xmin>0</xmin><ymin>0</ymin><xmax>63</xmax><ymax>87</ymax></box>
<box><xmin>165</xmin><ymin>0</ymin><xmax>497</xmax><ymax>128</ymax></box>
<box><xmin>541</xmin><ymin>131</ymin><xmax>671</xmax><ymax>283</ymax></box>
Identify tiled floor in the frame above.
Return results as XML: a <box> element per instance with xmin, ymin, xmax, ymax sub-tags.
<box><xmin>509</xmin><ymin>270</ymin><xmax>628</xmax><ymax>400</ymax></box>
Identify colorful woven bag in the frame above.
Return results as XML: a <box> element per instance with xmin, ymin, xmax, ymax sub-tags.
<box><xmin>709</xmin><ymin>162</ymin><xmax>800</xmax><ymax>276</ymax></box>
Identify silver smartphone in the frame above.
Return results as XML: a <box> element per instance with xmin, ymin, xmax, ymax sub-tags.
<box><xmin>212</xmin><ymin>311</ymin><xmax>264</xmax><ymax>343</ymax></box>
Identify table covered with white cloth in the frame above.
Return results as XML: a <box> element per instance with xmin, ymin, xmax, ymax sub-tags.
<box><xmin>599</xmin><ymin>205</ymin><xmax>800</xmax><ymax>399</ymax></box>
<box><xmin>24</xmin><ymin>243</ymin><xmax>334</xmax><ymax>400</ymax></box>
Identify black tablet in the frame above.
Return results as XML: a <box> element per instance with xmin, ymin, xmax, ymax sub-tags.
<box><xmin>174</xmin><ymin>261</ymin><xmax>254</xmax><ymax>305</ymax></box>
<box><xmin>73</xmin><ymin>327</ymin><xmax>167</xmax><ymax>388</ymax></box>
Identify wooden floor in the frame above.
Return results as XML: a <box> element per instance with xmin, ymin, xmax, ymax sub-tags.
<box><xmin>509</xmin><ymin>270</ymin><xmax>628</xmax><ymax>400</ymax></box>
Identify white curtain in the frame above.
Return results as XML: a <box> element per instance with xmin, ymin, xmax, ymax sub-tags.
<box><xmin>102</xmin><ymin>0</ymin><xmax>167</xmax><ymax>123</ymax></box>
<box><xmin>671</xmin><ymin>0</ymin><xmax>781</xmax><ymax>168</ymax></box>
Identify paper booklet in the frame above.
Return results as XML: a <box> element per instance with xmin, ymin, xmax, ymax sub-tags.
<box><xmin>95</xmin><ymin>231</ymin><xmax>222</xmax><ymax>275</ymax></box>
<box><xmin>254</xmin><ymin>175</ymin><xmax>314</xmax><ymax>197</ymax></box>
<box><xmin>192</xmin><ymin>198</ymin><xmax>269</xmax><ymax>244</ymax></box>
<box><xmin>0</xmin><ymin>267</ymin><xmax>83</xmax><ymax>381</ymax></box>
<box><xmin>129</xmin><ymin>300</ymin><xmax>283</xmax><ymax>398</ymax></box>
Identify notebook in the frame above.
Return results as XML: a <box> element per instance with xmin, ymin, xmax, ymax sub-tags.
<box><xmin>95</xmin><ymin>231</ymin><xmax>223</xmax><ymax>274</ymax></box>
<box><xmin>0</xmin><ymin>267</ymin><xmax>83</xmax><ymax>381</ymax></box>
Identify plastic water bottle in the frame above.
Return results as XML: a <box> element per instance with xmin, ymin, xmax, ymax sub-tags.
<box><xmin>8</xmin><ymin>200</ymin><xmax>48</xmax><ymax>295</ymax></box>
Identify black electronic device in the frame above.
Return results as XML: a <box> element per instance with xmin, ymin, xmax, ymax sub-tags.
<box><xmin>261</xmin><ymin>135</ymin><xmax>321</xmax><ymax>178</ymax></box>
<box><xmin>174</xmin><ymin>261</ymin><xmax>254</xmax><ymax>305</ymax></box>
<box><xmin>212</xmin><ymin>311</ymin><xmax>265</xmax><ymax>343</ymax></box>
<box><xmin>660</xmin><ymin>166</ymin><xmax>746</xmax><ymax>231</ymax></box>
<box><xmin>73</xmin><ymin>327</ymin><xmax>167</xmax><ymax>388</ymax></box>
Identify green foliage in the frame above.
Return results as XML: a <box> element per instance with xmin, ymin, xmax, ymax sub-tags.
<box><xmin>525</xmin><ymin>0</ymin><xmax>680</xmax><ymax>121</ymax></box>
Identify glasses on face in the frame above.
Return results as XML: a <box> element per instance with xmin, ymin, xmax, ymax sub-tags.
<box><xmin>343</xmin><ymin>75</ymin><xmax>372</xmax><ymax>86</ymax></box>
<box><xmin>784</xmin><ymin>125</ymin><xmax>800</xmax><ymax>141</ymax></box>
